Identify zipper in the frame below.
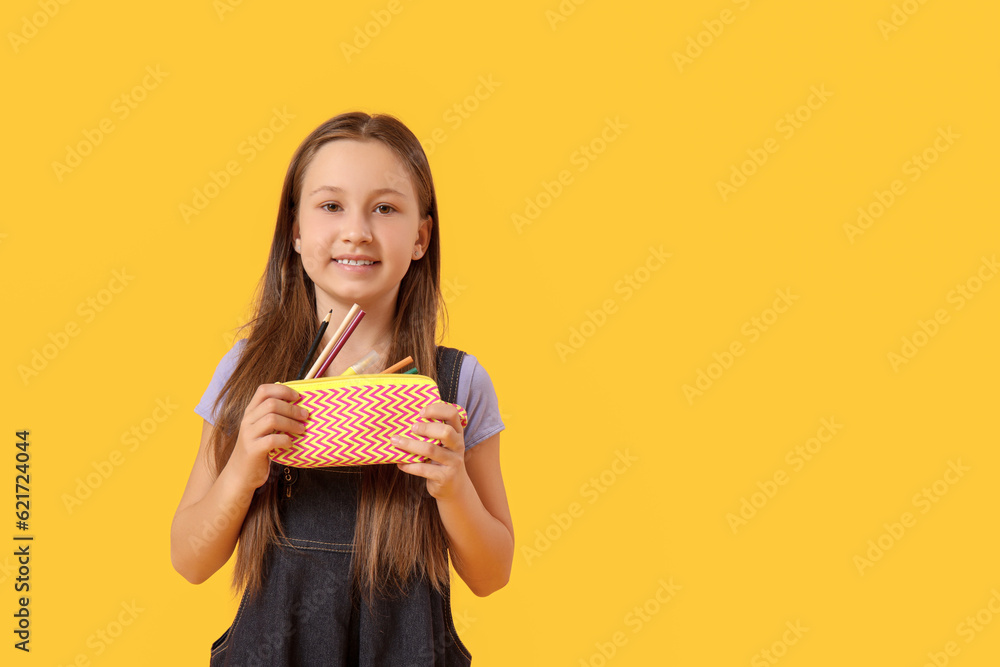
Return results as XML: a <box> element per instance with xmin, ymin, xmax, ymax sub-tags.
<box><xmin>281</xmin><ymin>372</ymin><xmax>434</xmax><ymax>388</ymax></box>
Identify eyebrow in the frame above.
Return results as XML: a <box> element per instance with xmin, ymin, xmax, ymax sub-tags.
<box><xmin>308</xmin><ymin>185</ymin><xmax>406</xmax><ymax>198</ymax></box>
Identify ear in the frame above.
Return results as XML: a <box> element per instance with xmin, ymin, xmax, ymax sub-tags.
<box><xmin>292</xmin><ymin>222</ymin><xmax>301</xmax><ymax>254</ymax></box>
<box><xmin>415</xmin><ymin>214</ymin><xmax>432</xmax><ymax>256</ymax></box>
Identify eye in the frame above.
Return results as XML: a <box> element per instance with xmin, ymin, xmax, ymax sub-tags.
<box><xmin>321</xmin><ymin>202</ymin><xmax>341</xmax><ymax>213</ymax></box>
<box><xmin>375</xmin><ymin>204</ymin><xmax>395</xmax><ymax>215</ymax></box>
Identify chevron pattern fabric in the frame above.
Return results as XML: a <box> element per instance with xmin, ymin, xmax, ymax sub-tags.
<box><xmin>269</xmin><ymin>376</ymin><xmax>444</xmax><ymax>467</ymax></box>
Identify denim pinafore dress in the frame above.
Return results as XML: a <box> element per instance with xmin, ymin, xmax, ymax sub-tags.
<box><xmin>209</xmin><ymin>346</ymin><xmax>473</xmax><ymax>666</ymax></box>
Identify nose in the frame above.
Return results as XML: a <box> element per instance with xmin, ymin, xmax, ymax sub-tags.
<box><xmin>339</xmin><ymin>208</ymin><xmax>373</xmax><ymax>245</ymax></box>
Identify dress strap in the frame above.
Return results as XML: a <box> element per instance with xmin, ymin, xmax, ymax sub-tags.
<box><xmin>434</xmin><ymin>345</ymin><xmax>466</xmax><ymax>405</ymax></box>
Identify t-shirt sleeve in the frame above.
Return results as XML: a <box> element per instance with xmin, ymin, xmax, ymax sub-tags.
<box><xmin>194</xmin><ymin>339</ymin><xmax>247</xmax><ymax>426</ymax></box>
<box><xmin>455</xmin><ymin>354</ymin><xmax>505</xmax><ymax>450</ymax></box>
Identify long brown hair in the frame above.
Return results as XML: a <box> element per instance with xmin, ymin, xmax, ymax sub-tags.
<box><xmin>206</xmin><ymin>111</ymin><xmax>451</xmax><ymax>605</ymax></box>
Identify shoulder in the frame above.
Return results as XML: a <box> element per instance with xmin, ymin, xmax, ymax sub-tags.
<box><xmin>193</xmin><ymin>339</ymin><xmax>248</xmax><ymax>425</ymax></box>
<box><xmin>436</xmin><ymin>347</ymin><xmax>497</xmax><ymax>392</ymax></box>
<box><xmin>459</xmin><ymin>354</ymin><xmax>495</xmax><ymax>396</ymax></box>
<box><xmin>213</xmin><ymin>338</ymin><xmax>248</xmax><ymax>382</ymax></box>
<box><xmin>454</xmin><ymin>352</ymin><xmax>505</xmax><ymax>450</ymax></box>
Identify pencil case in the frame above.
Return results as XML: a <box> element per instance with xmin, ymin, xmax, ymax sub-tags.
<box><xmin>268</xmin><ymin>373</ymin><xmax>467</xmax><ymax>468</ymax></box>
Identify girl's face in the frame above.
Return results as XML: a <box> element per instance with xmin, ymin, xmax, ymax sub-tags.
<box><xmin>293</xmin><ymin>139</ymin><xmax>431</xmax><ymax>314</ymax></box>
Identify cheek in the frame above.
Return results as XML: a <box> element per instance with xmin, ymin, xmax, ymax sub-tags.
<box><xmin>300</xmin><ymin>253</ymin><xmax>323</xmax><ymax>276</ymax></box>
<box><xmin>296</xmin><ymin>220</ymin><xmax>331</xmax><ymax>271</ymax></box>
<box><xmin>297</xmin><ymin>233</ymin><xmax>326</xmax><ymax>275</ymax></box>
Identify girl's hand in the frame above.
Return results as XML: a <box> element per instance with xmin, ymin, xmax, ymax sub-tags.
<box><xmin>229</xmin><ymin>384</ymin><xmax>310</xmax><ymax>490</ymax></box>
<box><xmin>393</xmin><ymin>401</ymin><xmax>470</xmax><ymax>501</ymax></box>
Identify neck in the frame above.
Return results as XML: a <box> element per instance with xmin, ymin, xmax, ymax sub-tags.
<box><xmin>312</xmin><ymin>294</ymin><xmax>397</xmax><ymax>376</ymax></box>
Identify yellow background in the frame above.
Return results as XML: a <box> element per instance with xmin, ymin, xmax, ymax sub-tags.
<box><xmin>2</xmin><ymin>0</ymin><xmax>998</xmax><ymax>664</ymax></box>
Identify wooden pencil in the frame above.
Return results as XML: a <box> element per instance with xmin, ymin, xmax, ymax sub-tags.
<box><xmin>296</xmin><ymin>309</ymin><xmax>332</xmax><ymax>380</ymax></box>
<box><xmin>315</xmin><ymin>309</ymin><xmax>365</xmax><ymax>378</ymax></box>
<box><xmin>305</xmin><ymin>304</ymin><xmax>360</xmax><ymax>379</ymax></box>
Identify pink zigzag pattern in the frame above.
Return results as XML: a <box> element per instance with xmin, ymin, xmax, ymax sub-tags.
<box><xmin>269</xmin><ymin>382</ymin><xmax>442</xmax><ymax>468</ymax></box>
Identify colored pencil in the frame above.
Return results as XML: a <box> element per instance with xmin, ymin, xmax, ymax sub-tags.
<box><xmin>296</xmin><ymin>309</ymin><xmax>332</xmax><ymax>380</ymax></box>
<box><xmin>305</xmin><ymin>304</ymin><xmax>360</xmax><ymax>379</ymax></box>
<box><xmin>381</xmin><ymin>356</ymin><xmax>414</xmax><ymax>375</ymax></box>
<box><xmin>340</xmin><ymin>349</ymin><xmax>381</xmax><ymax>376</ymax></box>
<box><xmin>314</xmin><ymin>309</ymin><xmax>365</xmax><ymax>378</ymax></box>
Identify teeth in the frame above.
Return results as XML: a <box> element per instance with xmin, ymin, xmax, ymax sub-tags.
<box><xmin>337</xmin><ymin>259</ymin><xmax>375</xmax><ymax>266</ymax></box>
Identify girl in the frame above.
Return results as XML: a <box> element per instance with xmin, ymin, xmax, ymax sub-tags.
<box><xmin>170</xmin><ymin>112</ymin><xmax>513</xmax><ymax>666</ymax></box>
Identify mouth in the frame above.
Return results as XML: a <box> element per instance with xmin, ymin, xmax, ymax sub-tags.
<box><xmin>334</xmin><ymin>258</ymin><xmax>379</xmax><ymax>266</ymax></box>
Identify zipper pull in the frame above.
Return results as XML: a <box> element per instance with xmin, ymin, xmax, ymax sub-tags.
<box><xmin>284</xmin><ymin>466</ymin><xmax>293</xmax><ymax>498</ymax></box>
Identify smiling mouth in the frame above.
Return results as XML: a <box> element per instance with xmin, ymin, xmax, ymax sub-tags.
<box><xmin>335</xmin><ymin>259</ymin><xmax>379</xmax><ymax>266</ymax></box>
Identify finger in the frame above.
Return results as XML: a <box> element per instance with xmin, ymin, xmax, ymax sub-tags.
<box><xmin>411</xmin><ymin>420</ymin><xmax>462</xmax><ymax>454</ymax></box>
<box><xmin>252</xmin><ymin>383</ymin><xmax>302</xmax><ymax>408</ymax></box>
<box><xmin>262</xmin><ymin>431</ymin><xmax>298</xmax><ymax>454</ymax></box>
<box><xmin>246</xmin><ymin>386</ymin><xmax>305</xmax><ymax>424</ymax></box>
<box><xmin>250</xmin><ymin>396</ymin><xmax>310</xmax><ymax>429</ymax></box>
<box><xmin>396</xmin><ymin>460</ymin><xmax>445</xmax><ymax>482</ymax></box>
<box><xmin>392</xmin><ymin>434</ymin><xmax>451</xmax><ymax>464</ymax></box>
<box><xmin>265</xmin><ymin>396</ymin><xmax>310</xmax><ymax>421</ymax></box>
<box><xmin>418</xmin><ymin>401</ymin><xmax>468</xmax><ymax>432</ymax></box>
<box><xmin>252</xmin><ymin>412</ymin><xmax>308</xmax><ymax>442</ymax></box>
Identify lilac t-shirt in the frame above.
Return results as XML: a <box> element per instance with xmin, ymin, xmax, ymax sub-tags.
<box><xmin>193</xmin><ymin>339</ymin><xmax>504</xmax><ymax>450</ymax></box>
